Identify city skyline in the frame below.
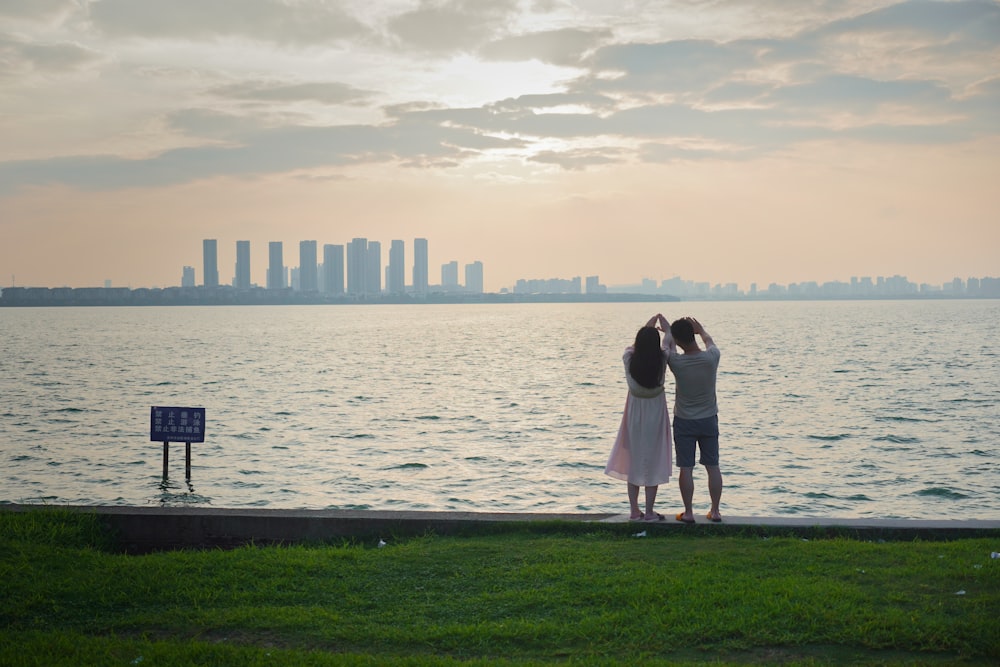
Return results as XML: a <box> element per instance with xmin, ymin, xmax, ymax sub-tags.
<box><xmin>1</xmin><ymin>2</ymin><xmax>998</xmax><ymax>292</ymax></box>
<box><xmin>186</xmin><ymin>236</ymin><xmax>481</xmax><ymax>294</ymax></box>
<box><xmin>6</xmin><ymin>230</ymin><xmax>998</xmax><ymax>297</ymax></box>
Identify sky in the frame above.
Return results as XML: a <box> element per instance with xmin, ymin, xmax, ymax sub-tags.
<box><xmin>1</xmin><ymin>0</ymin><xmax>998</xmax><ymax>293</ymax></box>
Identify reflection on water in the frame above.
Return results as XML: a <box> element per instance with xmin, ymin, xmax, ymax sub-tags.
<box><xmin>156</xmin><ymin>476</ymin><xmax>203</xmax><ymax>506</ymax></box>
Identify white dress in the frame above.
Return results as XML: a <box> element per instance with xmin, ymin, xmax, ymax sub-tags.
<box><xmin>604</xmin><ymin>346</ymin><xmax>672</xmax><ymax>486</ymax></box>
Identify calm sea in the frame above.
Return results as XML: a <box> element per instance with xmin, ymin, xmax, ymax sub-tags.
<box><xmin>1</xmin><ymin>300</ymin><xmax>997</xmax><ymax>519</ymax></box>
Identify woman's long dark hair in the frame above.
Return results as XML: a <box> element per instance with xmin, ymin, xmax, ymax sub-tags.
<box><xmin>629</xmin><ymin>326</ymin><xmax>664</xmax><ymax>389</ymax></box>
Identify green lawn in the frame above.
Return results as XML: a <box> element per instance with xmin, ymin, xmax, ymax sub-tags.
<box><xmin>1</xmin><ymin>508</ymin><xmax>998</xmax><ymax>665</ymax></box>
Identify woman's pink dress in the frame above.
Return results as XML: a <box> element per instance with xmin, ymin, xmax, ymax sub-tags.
<box><xmin>604</xmin><ymin>346</ymin><xmax>672</xmax><ymax>486</ymax></box>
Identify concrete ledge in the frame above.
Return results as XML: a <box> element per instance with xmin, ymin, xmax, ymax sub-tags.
<box><xmin>4</xmin><ymin>504</ymin><xmax>998</xmax><ymax>553</ymax></box>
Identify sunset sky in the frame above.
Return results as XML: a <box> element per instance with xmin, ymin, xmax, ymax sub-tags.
<box><xmin>2</xmin><ymin>0</ymin><xmax>998</xmax><ymax>292</ymax></box>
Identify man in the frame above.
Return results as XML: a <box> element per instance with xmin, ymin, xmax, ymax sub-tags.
<box><xmin>665</xmin><ymin>316</ymin><xmax>723</xmax><ymax>523</ymax></box>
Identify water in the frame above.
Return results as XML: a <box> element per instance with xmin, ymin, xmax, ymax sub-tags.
<box><xmin>1</xmin><ymin>300</ymin><xmax>998</xmax><ymax>519</ymax></box>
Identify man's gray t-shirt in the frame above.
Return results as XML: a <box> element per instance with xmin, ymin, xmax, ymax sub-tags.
<box><xmin>667</xmin><ymin>345</ymin><xmax>721</xmax><ymax>420</ymax></box>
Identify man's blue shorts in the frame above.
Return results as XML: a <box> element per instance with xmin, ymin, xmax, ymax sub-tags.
<box><xmin>673</xmin><ymin>415</ymin><xmax>720</xmax><ymax>467</ymax></box>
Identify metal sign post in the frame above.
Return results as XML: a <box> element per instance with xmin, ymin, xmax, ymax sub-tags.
<box><xmin>150</xmin><ymin>406</ymin><xmax>206</xmax><ymax>481</ymax></box>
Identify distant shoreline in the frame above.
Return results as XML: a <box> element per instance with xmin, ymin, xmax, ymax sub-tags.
<box><xmin>0</xmin><ymin>286</ymin><xmax>680</xmax><ymax>307</ymax></box>
<box><xmin>0</xmin><ymin>286</ymin><xmax>995</xmax><ymax>307</ymax></box>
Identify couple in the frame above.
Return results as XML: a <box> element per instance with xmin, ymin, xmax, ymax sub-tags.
<box><xmin>604</xmin><ymin>313</ymin><xmax>723</xmax><ymax>524</ymax></box>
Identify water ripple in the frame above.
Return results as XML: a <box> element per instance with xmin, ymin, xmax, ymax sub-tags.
<box><xmin>1</xmin><ymin>301</ymin><xmax>998</xmax><ymax>519</ymax></box>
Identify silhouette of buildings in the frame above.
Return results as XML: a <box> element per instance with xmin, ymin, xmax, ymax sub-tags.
<box><xmin>441</xmin><ymin>261</ymin><xmax>459</xmax><ymax>290</ymax></box>
<box><xmin>267</xmin><ymin>242</ymin><xmax>284</xmax><ymax>289</ymax></box>
<box><xmin>413</xmin><ymin>238</ymin><xmax>428</xmax><ymax>294</ymax></box>
<box><xmin>347</xmin><ymin>238</ymin><xmax>367</xmax><ymax>296</ymax></box>
<box><xmin>235</xmin><ymin>240</ymin><xmax>251</xmax><ymax>289</ymax></box>
<box><xmin>202</xmin><ymin>239</ymin><xmax>219</xmax><ymax>288</ymax></box>
<box><xmin>388</xmin><ymin>240</ymin><xmax>405</xmax><ymax>295</ymax></box>
<box><xmin>465</xmin><ymin>261</ymin><xmax>484</xmax><ymax>294</ymax></box>
<box><xmin>367</xmin><ymin>241</ymin><xmax>381</xmax><ymax>296</ymax></box>
<box><xmin>585</xmin><ymin>276</ymin><xmax>607</xmax><ymax>294</ymax></box>
<box><xmin>299</xmin><ymin>240</ymin><xmax>318</xmax><ymax>292</ymax></box>
<box><xmin>515</xmin><ymin>276</ymin><xmax>582</xmax><ymax>294</ymax></box>
<box><xmin>322</xmin><ymin>244</ymin><xmax>345</xmax><ymax>295</ymax></box>
<box><xmin>7</xmin><ymin>231</ymin><xmax>997</xmax><ymax>307</ymax></box>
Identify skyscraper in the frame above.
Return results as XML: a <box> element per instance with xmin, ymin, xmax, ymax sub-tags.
<box><xmin>585</xmin><ymin>275</ymin><xmax>605</xmax><ymax>294</ymax></box>
<box><xmin>465</xmin><ymin>261</ymin><xmax>484</xmax><ymax>294</ymax></box>
<box><xmin>181</xmin><ymin>266</ymin><xmax>195</xmax><ymax>288</ymax></box>
<box><xmin>412</xmin><ymin>237</ymin><xmax>428</xmax><ymax>294</ymax></box>
<box><xmin>299</xmin><ymin>240</ymin><xmax>318</xmax><ymax>291</ymax></box>
<box><xmin>388</xmin><ymin>240</ymin><xmax>405</xmax><ymax>294</ymax></box>
<box><xmin>267</xmin><ymin>241</ymin><xmax>284</xmax><ymax>289</ymax></box>
<box><xmin>441</xmin><ymin>260</ymin><xmax>459</xmax><ymax>290</ymax></box>
<box><xmin>367</xmin><ymin>241</ymin><xmax>382</xmax><ymax>295</ymax></box>
<box><xmin>322</xmin><ymin>244</ymin><xmax>345</xmax><ymax>295</ymax></box>
<box><xmin>347</xmin><ymin>238</ymin><xmax>367</xmax><ymax>296</ymax></box>
<box><xmin>202</xmin><ymin>239</ymin><xmax>219</xmax><ymax>288</ymax></box>
<box><xmin>235</xmin><ymin>240</ymin><xmax>251</xmax><ymax>289</ymax></box>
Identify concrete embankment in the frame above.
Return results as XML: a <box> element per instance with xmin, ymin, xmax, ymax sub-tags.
<box><xmin>4</xmin><ymin>504</ymin><xmax>998</xmax><ymax>553</ymax></box>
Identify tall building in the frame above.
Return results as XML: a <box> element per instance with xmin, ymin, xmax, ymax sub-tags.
<box><xmin>267</xmin><ymin>241</ymin><xmax>284</xmax><ymax>289</ymax></box>
<box><xmin>235</xmin><ymin>240</ymin><xmax>251</xmax><ymax>289</ymax></box>
<box><xmin>181</xmin><ymin>266</ymin><xmax>195</xmax><ymax>288</ymax></box>
<box><xmin>322</xmin><ymin>244</ymin><xmax>345</xmax><ymax>295</ymax></box>
<box><xmin>585</xmin><ymin>275</ymin><xmax>606</xmax><ymax>294</ymax></box>
<box><xmin>202</xmin><ymin>239</ymin><xmax>219</xmax><ymax>288</ymax></box>
<box><xmin>299</xmin><ymin>240</ymin><xmax>318</xmax><ymax>291</ymax></box>
<box><xmin>367</xmin><ymin>241</ymin><xmax>382</xmax><ymax>295</ymax></box>
<box><xmin>388</xmin><ymin>240</ymin><xmax>405</xmax><ymax>294</ymax></box>
<box><xmin>347</xmin><ymin>238</ymin><xmax>367</xmax><ymax>296</ymax></box>
<box><xmin>412</xmin><ymin>237</ymin><xmax>428</xmax><ymax>294</ymax></box>
<box><xmin>465</xmin><ymin>261</ymin><xmax>484</xmax><ymax>294</ymax></box>
<box><xmin>441</xmin><ymin>261</ymin><xmax>459</xmax><ymax>289</ymax></box>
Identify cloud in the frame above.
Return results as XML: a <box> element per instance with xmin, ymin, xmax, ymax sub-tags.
<box><xmin>387</xmin><ymin>0</ymin><xmax>518</xmax><ymax>53</ymax></box>
<box><xmin>208</xmin><ymin>80</ymin><xmax>376</xmax><ymax>105</ymax></box>
<box><xmin>640</xmin><ymin>142</ymin><xmax>748</xmax><ymax>163</ymax></box>
<box><xmin>585</xmin><ymin>39</ymin><xmax>756</xmax><ymax>94</ymax></box>
<box><xmin>764</xmin><ymin>74</ymin><xmax>953</xmax><ymax>114</ymax></box>
<box><xmin>528</xmin><ymin>146</ymin><xmax>627</xmax><ymax>170</ymax></box>
<box><xmin>0</xmin><ymin>32</ymin><xmax>103</xmax><ymax>76</ymax></box>
<box><xmin>0</xmin><ymin>112</ymin><xmax>527</xmax><ymax>192</ymax></box>
<box><xmin>87</xmin><ymin>0</ymin><xmax>369</xmax><ymax>46</ymax></box>
<box><xmin>812</xmin><ymin>0</ymin><xmax>1000</xmax><ymax>45</ymax></box>
<box><xmin>2</xmin><ymin>0</ymin><xmax>998</xmax><ymax>192</ymax></box>
<box><xmin>488</xmin><ymin>92</ymin><xmax>618</xmax><ymax>114</ymax></box>
<box><xmin>0</xmin><ymin>127</ymin><xmax>388</xmax><ymax>192</ymax></box>
<box><xmin>166</xmin><ymin>108</ymin><xmax>272</xmax><ymax>139</ymax></box>
<box><xmin>0</xmin><ymin>0</ymin><xmax>75</xmax><ymax>22</ymax></box>
<box><xmin>702</xmin><ymin>81</ymin><xmax>774</xmax><ymax>106</ymax></box>
<box><xmin>479</xmin><ymin>27</ymin><xmax>612</xmax><ymax>66</ymax></box>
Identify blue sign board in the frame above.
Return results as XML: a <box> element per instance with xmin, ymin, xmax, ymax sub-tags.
<box><xmin>150</xmin><ymin>406</ymin><xmax>206</xmax><ymax>443</ymax></box>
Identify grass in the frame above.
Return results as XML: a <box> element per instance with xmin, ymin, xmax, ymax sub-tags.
<box><xmin>1</xmin><ymin>508</ymin><xmax>998</xmax><ymax>665</ymax></box>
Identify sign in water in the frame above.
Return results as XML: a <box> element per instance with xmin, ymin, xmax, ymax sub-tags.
<box><xmin>150</xmin><ymin>406</ymin><xmax>205</xmax><ymax>443</ymax></box>
<box><xmin>150</xmin><ymin>406</ymin><xmax>206</xmax><ymax>481</ymax></box>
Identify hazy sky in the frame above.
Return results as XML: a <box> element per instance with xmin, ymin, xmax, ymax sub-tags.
<box><xmin>2</xmin><ymin>0</ymin><xmax>998</xmax><ymax>292</ymax></box>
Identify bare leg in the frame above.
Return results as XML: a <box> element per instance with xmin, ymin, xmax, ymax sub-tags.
<box><xmin>627</xmin><ymin>483</ymin><xmax>641</xmax><ymax>519</ymax></box>
<box><xmin>678</xmin><ymin>467</ymin><xmax>694</xmax><ymax>521</ymax></box>
<box><xmin>705</xmin><ymin>465</ymin><xmax>723</xmax><ymax>520</ymax></box>
<box><xmin>644</xmin><ymin>485</ymin><xmax>658</xmax><ymax>519</ymax></box>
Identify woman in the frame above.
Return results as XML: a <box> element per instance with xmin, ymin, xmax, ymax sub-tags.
<box><xmin>604</xmin><ymin>313</ymin><xmax>672</xmax><ymax>521</ymax></box>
